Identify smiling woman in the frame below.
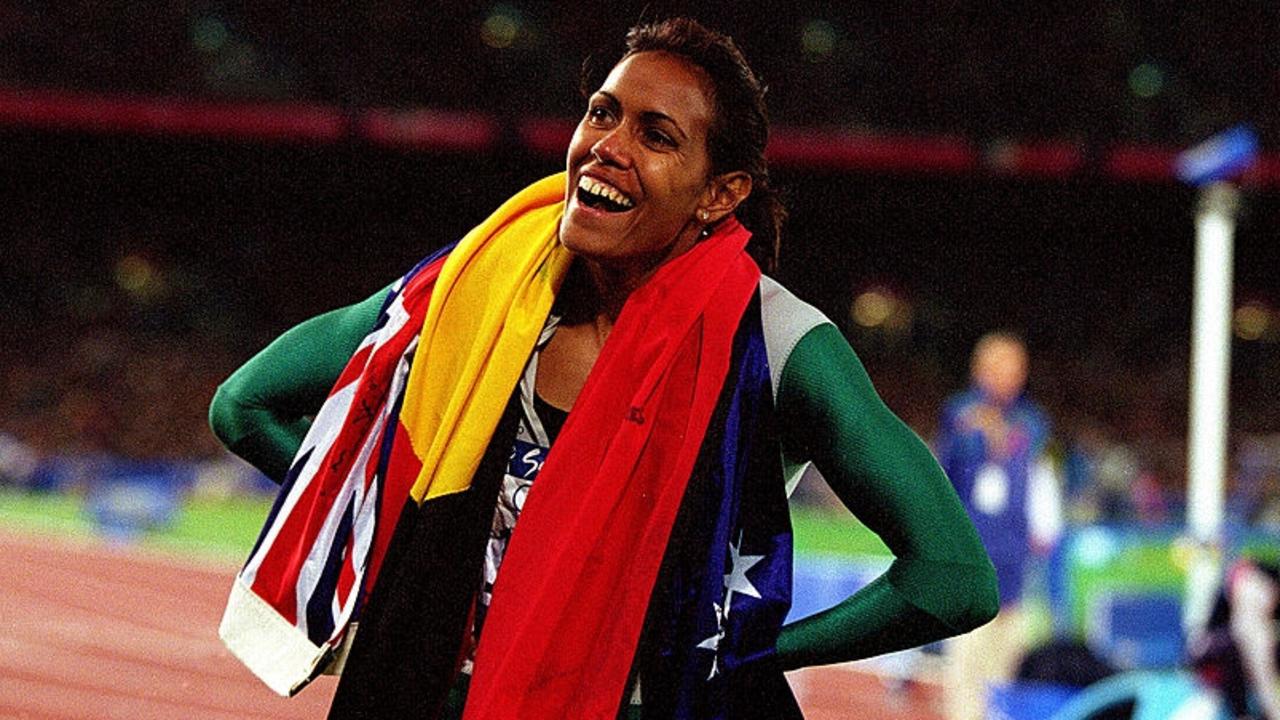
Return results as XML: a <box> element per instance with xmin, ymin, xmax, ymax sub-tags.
<box><xmin>560</xmin><ymin>51</ymin><xmax>725</xmax><ymax>271</ymax></box>
<box><xmin>208</xmin><ymin>17</ymin><xmax>998</xmax><ymax>720</ymax></box>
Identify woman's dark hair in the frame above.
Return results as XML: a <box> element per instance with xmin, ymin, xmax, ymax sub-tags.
<box><xmin>582</xmin><ymin>18</ymin><xmax>786</xmax><ymax>272</ymax></box>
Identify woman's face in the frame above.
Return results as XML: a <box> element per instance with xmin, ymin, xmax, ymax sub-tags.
<box><xmin>973</xmin><ymin>339</ymin><xmax>1028</xmax><ymax>405</ymax></box>
<box><xmin>559</xmin><ymin>51</ymin><xmax>716</xmax><ymax>272</ymax></box>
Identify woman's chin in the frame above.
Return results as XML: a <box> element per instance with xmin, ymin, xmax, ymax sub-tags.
<box><xmin>558</xmin><ymin>224</ymin><xmax>617</xmax><ymax>261</ymax></box>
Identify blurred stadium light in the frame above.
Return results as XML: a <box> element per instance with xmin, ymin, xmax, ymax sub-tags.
<box><xmin>1176</xmin><ymin>125</ymin><xmax>1260</xmax><ymax>187</ymax></box>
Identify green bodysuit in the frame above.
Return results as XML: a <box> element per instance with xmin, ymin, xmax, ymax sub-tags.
<box><xmin>209</xmin><ymin>276</ymin><xmax>997</xmax><ymax>692</ymax></box>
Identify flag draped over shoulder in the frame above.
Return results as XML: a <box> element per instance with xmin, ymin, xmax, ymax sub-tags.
<box><xmin>219</xmin><ymin>172</ymin><xmax>800</xmax><ymax>719</ymax></box>
<box><xmin>219</xmin><ymin>174</ymin><xmax>571</xmax><ymax>696</ymax></box>
<box><xmin>633</xmin><ymin>293</ymin><xmax>801</xmax><ymax>720</ymax></box>
<box><xmin>461</xmin><ymin>204</ymin><xmax>764</xmax><ymax>720</ymax></box>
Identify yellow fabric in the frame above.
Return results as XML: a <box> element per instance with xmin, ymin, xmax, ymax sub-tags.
<box><xmin>400</xmin><ymin>173</ymin><xmax>572</xmax><ymax>503</ymax></box>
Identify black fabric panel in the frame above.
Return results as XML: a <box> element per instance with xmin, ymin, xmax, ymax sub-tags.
<box><xmin>531</xmin><ymin>390</ymin><xmax>569</xmax><ymax>443</ymax></box>
<box><xmin>726</xmin><ymin>655</ymin><xmax>804</xmax><ymax>720</ymax></box>
<box><xmin>327</xmin><ymin>394</ymin><xmax>521</xmax><ymax>720</ymax></box>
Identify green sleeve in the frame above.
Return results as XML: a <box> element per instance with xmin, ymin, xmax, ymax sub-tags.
<box><xmin>208</xmin><ymin>285</ymin><xmax>392</xmax><ymax>482</ymax></box>
<box><xmin>774</xmin><ymin>323</ymin><xmax>998</xmax><ymax>670</ymax></box>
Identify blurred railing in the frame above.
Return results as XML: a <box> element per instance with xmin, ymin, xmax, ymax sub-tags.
<box><xmin>3</xmin><ymin>86</ymin><xmax>1279</xmax><ymax>188</ymax></box>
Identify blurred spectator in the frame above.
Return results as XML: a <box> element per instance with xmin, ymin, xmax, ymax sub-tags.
<box><xmin>1061</xmin><ymin>415</ymin><xmax>1181</xmax><ymax>527</ymax></box>
<box><xmin>1189</xmin><ymin>556</ymin><xmax>1280</xmax><ymax>720</ymax></box>
<box><xmin>0</xmin><ymin>237</ymin><xmax>239</xmax><ymax>468</ymax></box>
<box><xmin>1239</xmin><ymin>436</ymin><xmax>1280</xmax><ymax>532</ymax></box>
<box><xmin>1064</xmin><ymin>420</ymin><xmax>1148</xmax><ymax>524</ymax></box>
<box><xmin>936</xmin><ymin>331</ymin><xmax>1062</xmax><ymax>720</ymax></box>
<box><xmin>0</xmin><ymin>431</ymin><xmax>38</xmax><ymax>487</ymax></box>
<box><xmin>1016</xmin><ymin>637</ymin><xmax>1117</xmax><ymax>689</ymax></box>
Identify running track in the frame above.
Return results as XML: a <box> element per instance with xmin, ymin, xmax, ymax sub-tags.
<box><xmin>2</xmin><ymin>529</ymin><xmax>941</xmax><ymax>719</ymax></box>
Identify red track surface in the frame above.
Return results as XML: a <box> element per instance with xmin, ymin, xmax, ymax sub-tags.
<box><xmin>3</xmin><ymin>529</ymin><xmax>941</xmax><ymax>719</ymax></box>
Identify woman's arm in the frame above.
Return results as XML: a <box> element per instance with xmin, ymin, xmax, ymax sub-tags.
<box><xmin>773</xmin><ymin>323</ymin><xmax>998</xmax><ymax>670</ymax></box>
<box><xmin>1229</xmin><ymin>562</ymin><xmax>1280</xmax><ymax>720</ymax></box>
<box><xmin>208</xmin><ymin>285</ymin><xmax>391</xmax><ymax>482</ymax></box>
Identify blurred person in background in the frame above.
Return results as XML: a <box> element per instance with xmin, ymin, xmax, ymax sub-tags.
<box><xmin>209</xmin><ymin>18</ymin><xmax>997</xmax><ymax>720</ymax></box>
<box><xmin>1063</xmin><ymin>418</ymin><xmax>1150</xmax><ymax>524</ymax></box>
<box><xmin>0</xmin><ymin>431</ymin><xmax>38</xmax><ymax>488</ymax></box>
<box><xmin>937</xmin><ymin>330</ymin><xmax>1062</xmax><ymax>720</ymax></box>
<box><xmin>1190</xmin><ymin>555</ymin><xmax>1280</xmax><ymax>720</ymax></box>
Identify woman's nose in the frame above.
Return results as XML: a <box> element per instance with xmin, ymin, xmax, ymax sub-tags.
<box><xmin>590</xmin><ymin>129</ymin><xmax>631</xmax><ymax>168</ymax></box>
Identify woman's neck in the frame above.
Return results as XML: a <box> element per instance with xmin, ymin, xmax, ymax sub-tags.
<box><xmin>560</xmin><ymin>235</ymin><xmax>702</xmax><ymax>325</ymax></box>
<box><xmin>557</xmin><ymin>257</ymin><xmax>644</xmax><ymax>328</ymax></box>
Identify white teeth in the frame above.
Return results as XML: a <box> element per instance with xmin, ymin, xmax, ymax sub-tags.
<box><xmin>577</xmin><ymin>175</ymin><xmax>634</xmax><ymax>208</ymax></box>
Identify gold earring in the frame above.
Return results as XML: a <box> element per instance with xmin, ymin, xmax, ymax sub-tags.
<box><xmin>700</xmin><ymin>210</ymin><xmax>709</xmax><ymax>221</ymax></box>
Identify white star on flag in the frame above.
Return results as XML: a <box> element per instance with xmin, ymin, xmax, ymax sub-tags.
<box><xmin>696</xmin><ymin>531</ymin><xmax>766</xmax><ymax>681</ymax></box>
<box><xmin>696</xmin><ymin>602</ymin><xmax>727</xmax><ymax>679</ymax></box>
<box><xmin>722</xmin><ymin>530</ymin><xmax>763</xmax><ymax>616</ymax></box>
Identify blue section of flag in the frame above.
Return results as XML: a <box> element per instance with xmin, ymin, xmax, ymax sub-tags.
<box><xmin>306</xmin><ymin>492</ymin><xmax>355</xmax><ymax>645</ymax></box>
<box><xmin>372</xmin><ymin>241</ymin><xmax>458</xmax><ymax>330</ymax></box>
<box><xmin>638</xmin><ymin>296</ymin><xmax>800</xmax><ymax>720</ymax></box>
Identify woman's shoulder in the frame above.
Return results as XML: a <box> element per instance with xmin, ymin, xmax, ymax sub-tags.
<box><xmin>756</xmin><ymin>275</ymin><xmax>837</xmax><ymax>398</ymax></box>
<box><xmin>757</xmin><ymin>276</ymin><xmax>831</xmax><ymax>329</ymax></box>
<box><xmin>756</xmin><ymin>276</ymin><xmax>835</xmax><ymax>496</ymax></box>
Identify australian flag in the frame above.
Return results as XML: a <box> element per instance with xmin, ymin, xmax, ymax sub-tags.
<box><xmin>635</xmin><ymin>296</ymin><xmax>803</xmax><ymax>720</ymax></box>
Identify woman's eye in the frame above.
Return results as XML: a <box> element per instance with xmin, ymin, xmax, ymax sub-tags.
<box><xmin>587</xmin><ymin>106</ymin><xmax>612</xmax><ymax>124</ymax></box>
<box><xmin>645</xmin><ymin>129</ymin><xmax>675</xmax><ymax>147</ymax></box>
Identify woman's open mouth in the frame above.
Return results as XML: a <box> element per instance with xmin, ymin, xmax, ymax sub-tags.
<box><xmin>576</xmin><ymin>175</ymin><xmax>635</xmax><ymax>213</ymax></box>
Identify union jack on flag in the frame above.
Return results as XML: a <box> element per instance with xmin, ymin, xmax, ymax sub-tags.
<box><xmin>219</xmin><ymin>246</ymin><xmax>452</xmax><ymax>696</ymax></box>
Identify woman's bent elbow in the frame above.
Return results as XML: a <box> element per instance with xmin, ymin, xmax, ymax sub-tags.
<box><xmin>208</xmin><ymin>381</ymin><xmax>244</xmax><ymax>449</ymax></box>
<box><xmin>959</xmin><ymin>562</ymin><xmax>1000</xmax><ymax>632</ymax></box>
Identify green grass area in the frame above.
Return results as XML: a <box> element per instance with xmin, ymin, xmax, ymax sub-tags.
<box><xmin>0</xmin><ymin>487</ymin><xmax>271</xmax><ymax>562</ymax></box>
<box><xmin>1060</xmin><ymin>529</ymin><xmax>1188</xmax><ymax>633</ymax></box>
<box><xmin>0</xmin><ymin>486</ymin><xmax>885</xmax><ymax>564</ymax></box>
<box><xmin>790</xmin><ymin>505</ymin><xmax>889</xmax><ymax>558</ymax></box>
<box><xmin>150</xmin><ymin>494</ymin><xmax>276</xmax><ymax>559</ymax></box>
<box><xmin>0</xmin><ymin>488</ymin><xmax>98</xmax><ymax>538</ymax></box>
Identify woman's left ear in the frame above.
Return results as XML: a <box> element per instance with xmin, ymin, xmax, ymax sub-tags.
<box><xmin>700</xmin><ymin>171</ymin><xmax>753</xmax><ymax>222</ymax></box>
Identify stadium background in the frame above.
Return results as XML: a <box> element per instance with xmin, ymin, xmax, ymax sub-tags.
<box><xmin>1</xmin><ymin>3</ymin><xmax>1278</xmax><ymax>718</ymax></box>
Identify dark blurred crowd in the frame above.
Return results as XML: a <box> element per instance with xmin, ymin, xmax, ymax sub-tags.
<box><xmin>0</xmin><ymin>251</ymin><xmax>234</xmax><ymax>464</ymax></box>
<box><xmin>0</xmin><ymin>329</ymin><xmax>230</xmax><ymax>462</ymax></box>
<box><xmin>0</xmin><ymin>4</ymin><xmax>1276</xmax><ymax>504</ymax></box>
<box><xmin>3</xmin><ymin>225</ymin><xmax>1277</xmax><ymax>528</ymax></box>
<box><xmin>0</xmin><ymin>1</ymin><xmax>1275</xmax><ymax>146</ymax></box>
